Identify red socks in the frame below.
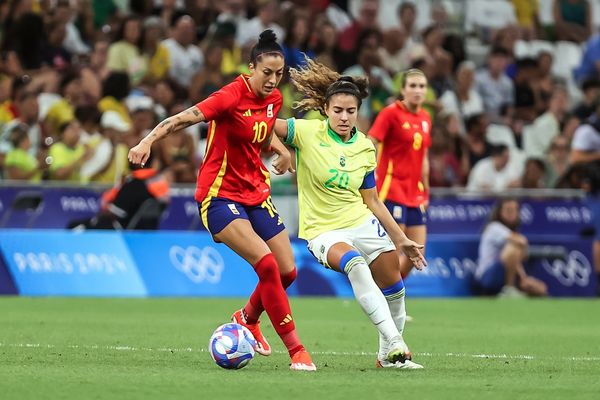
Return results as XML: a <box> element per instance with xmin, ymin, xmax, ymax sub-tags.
<box><xmin>244</xmin><ymin>264</ymin><xmax>297</xmax><ymax>324</ymax></box>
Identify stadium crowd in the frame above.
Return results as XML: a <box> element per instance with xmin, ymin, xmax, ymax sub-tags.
<box><xmin>0</xmin><ymin>0</ymin><xmax>599</xmax><ymax>192</ymax></box>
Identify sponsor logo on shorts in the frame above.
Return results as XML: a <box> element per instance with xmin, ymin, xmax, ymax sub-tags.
<box><xmin>228</xmin><ymin>204</ymin><xmax>240</xmax><ymax>215</ymax></box>
<box><xmin>393</xmin><ymin>206</ymin><xmax>402</xmax><ymax>219</ymax></box>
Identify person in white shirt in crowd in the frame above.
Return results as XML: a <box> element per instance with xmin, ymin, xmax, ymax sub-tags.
<box><xmin>161</xmin><ymin>15</ymin><xmax>204</xmax><ymax>88</ymax></box>
<box><xmin>236</xmin><ymin>0</ymin><xmax>284</xmax><ymax>47</ymax></box>
<box><xmin>467</xmin><ymin>144</ymin><xmax>521</xmax><ymax>192</ymax></box>
<box><xmin>523</xmin><ymin>85</ymin><xmax>569</xmax><ymax>159</ymax></box>
<box><xmin>475</xmin><ymin>47</ymin><xmax>514</xmax><ymax>121</ymax></box>
<box><xmin>474</xmin><ymin>198</ymin><xmax>548</xmax><ymax>297</ymax></box>
<box><xmin>570</xmin><ymin>95</ymin><xmax>600</xmax><ymax>164</ymax></box>
<box><xmin>440</xmin><ymin>60</ymin><xmax>484</xmax><ymax>133</ymax></box>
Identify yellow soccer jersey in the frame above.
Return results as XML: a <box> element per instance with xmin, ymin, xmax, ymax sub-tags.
<box><xmin>285</xmin><ymin>118</ymin><xmax>376</xmax><ymax>240</ymax></box>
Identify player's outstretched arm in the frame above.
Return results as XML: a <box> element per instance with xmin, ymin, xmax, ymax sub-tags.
<box><xmin>360</xmin><ymin>187</ymin><xmax>427</xmax><ymax>270</ymax></box>
<box><xmin>128</xmin><ymin>106</ymin><xmax>206</xmax><ymax>166</ymax></box>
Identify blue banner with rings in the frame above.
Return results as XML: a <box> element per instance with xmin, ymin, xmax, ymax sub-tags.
<box><xmin>0</xmin><ymin>230</ymin><xmax>596</xmax><ymax>297</ymax></box>
<box><xmin>124</xmin><ymin>232</ymin><xmax>258</xmax><ymax>297</ymax></box>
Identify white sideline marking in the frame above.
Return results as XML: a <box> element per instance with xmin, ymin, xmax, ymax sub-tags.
<box><xmin>1</xmin><ymin>342</ymin><xmax>599</xmax><ymax>362</ymax></box>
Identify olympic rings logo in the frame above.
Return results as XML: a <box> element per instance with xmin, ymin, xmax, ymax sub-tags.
<box><xmin>169</xmin><ymin>246</ymin><xmax>224</xmax><ymax>284</ymax></box>
<box><xmin>541</xmin><ymin>250</ymin><xmax>591</xmax><ymax>287</ymax></box>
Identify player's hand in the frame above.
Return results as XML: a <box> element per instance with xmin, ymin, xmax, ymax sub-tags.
<box><xmin>397</xmin><ymin>239</ymin><xmax>427</xmax><ymax>270</ymax></box>
<box><xmin>271</xmin><ymin>151</ymin><xmax>294</xmax><ymax>175</ymax></box>
<box><xmin>128</xmin><ymin>141</ymin><xmax>152</xmax><ymax>167</ymax></box>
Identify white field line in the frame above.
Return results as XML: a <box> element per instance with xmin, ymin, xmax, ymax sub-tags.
<box><xmin>0</xmin><ymin>342</ymin><xmax>599</xmax><ymax>362</ymax></box>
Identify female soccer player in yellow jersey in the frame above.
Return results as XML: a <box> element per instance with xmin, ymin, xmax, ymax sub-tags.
<box><xmin>272</xmin><ymin>59</ymin><xmax>426</xmax><ymax>369</ymax></box>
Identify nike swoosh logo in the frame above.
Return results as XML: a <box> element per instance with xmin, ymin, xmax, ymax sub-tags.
<box><xmin>319</xmin><ymin>142</ymin><xmax>330</xmax><ymax>147</ymax></box>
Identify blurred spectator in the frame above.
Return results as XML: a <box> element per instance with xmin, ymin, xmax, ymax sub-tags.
<box><xmin>91</xmin><ymin>0</ymin><xmax>119</xmax><ymax>30</ymax></box>
<box><xmin>237</xmin><ymin>0</ymin><xmax>284</xmax><ymax>47</ymax></box>
<box><xmin>69</xmin><ymin>152</ymin><xmax>170</xmax><ymax>230</ymax></box>
<box><xmin>152</xmin><ymin>0</ymin><xmax>186</xmax><ymax>28</ymax></box>
<box><xmin>189</xmin><ymin>43</ymin><xmax>225</xmax><ymax>104</ymax></box>
<box><xmin>151</xmin><ymin>79</ymin><xmax>179</xmax><ymax>121</ymax></box>
<box><xmin>338</xmin><ymin>0</ymin><xmax>380</xmax><ymax>70</ymax></box>
<box><xmin>211</xmin><ymin>21</ymin><xmax>241</xmax><ymax>78</ymax></box>
<box><xmin>570</xmin><ymin>99</ymin><xmax>600</xmax><ymax>164</ymax></box>
<box><xmin>98</xmin><ymin>71</ymin><xmax>131</xmax><ymax>123</ymax></box>
<box><xmin>141</xmin><ymin>16</ymin><xmax>171</xmax><ymax>84</ymax></box>
<box><xmin>41</xmin><ymin>19</ymin><xmax>72</xmax><ymax>70</ymax></box>
<box><xmin>544</xmin><ymin>134</ymin><xmax>571</xmax><ymax>187</ymax></box>
<box><xmin>76</xmin><ymin>105</ymin><xmax>111</xmax><ymax>183</ymax></box>
<box><xmin>467</xmin><ymin>144</ymin><xmax>520</xmax><ymax>192</ymax></box>
<box><xmin>512</xmin><ymin>57</ymin><xmax>540</xmax><ymax>122</ymax></box>
<box><xmin>124</xmin><ymin>96</ymin><xmax>157</xmax><ymax>148</ymax></box>
<box><xmin>44</xmin><ymin>71</ymin><xmax>84</xmax><ymax>139</ymax></box>
<box><xmin>106</xmin><ymin>16</ymin><xmax>146</xmax><ymax>85</ymax></box>
<box><xmin>162</xmin><ymin>15</ymin><xmax>204</xmax><ymax>88</ymax></box>
<box><xmin>420</xmin><ymin>25</ymin><xmax>453</xmax><ymax>97</ymax></box>
<box><xmin>523</xmin><ymin>85</ymin><xmax>569</xmax><ymax>158</ymax></box>
<box><xmin>47</xmin><ymin>119</ymin><xmax>90</xmax><ymax>182</ymax></box>
<box><xmin>476</xmin><ymin>47</ymin><xmax>514</xmax><ymax>121</ymax></box>
<box><xmin>428</xmin><ymin>120</ymin><xmax>464</xmax><ymax>187</ymax></box>
<box><xmin>511</xmin><ymin>0</ymin><xmax>540</xmax><ymax>40</ymax></box>
<box><xmin>553</xmin><ymin>0</ymin><xmax>591</xmax><ymax>43</ymax></box>
<box><xmin>464</xmin><ymin>113</ymin><xmax>493</xmax><ymax>169</ymax></box>
<box><xmin>2</xmin><ymin>10</ymin><xmax>45</xmax><ymax>70</ymax></box>
<box><xmin>90</xmin><ymin>110</ymin><xmax>130</xmax><ymax>184</ymax></box>
<box><xmin>312</xmin><ymin>20</ymin><xmax>340</xmax><ymax>71</ymax></box>
<box><xmin>3</xmin><ymin>123</ymin><xmax>43</xmax><ymax>182</ymax></box>
<box><xmin>572</xmin><ymin>78</ymin><xmax>600</xmax><ymax>121</ymax></box>
<box><xmin>535</xmin><ymin>51</ymin><xmax>556</xmax><ymax>113</ymax></box>
<box><xmin>465</xmin><ymin>0</ymin><xmax>517</xmax><ymax>44</ymax></box>
<box><xmin>573</xmin><ymin>32</ymin><xmax>600</xmax><ymax>84</ymax></box>
<box><xmin>79</xmin><ymin>39</ymin><xmax>110</xmax><ymax>103</ymax></box>
<box><xmin>397</xmin><ymin>1</ymin><xmax>419</xmax><ymax>47</ymax></box>
<box><xmin>439</xmin><ymin>60</ymin><xmax>484</xmax><ymax>132</ymax></box>
<box><xmin>474</xmin><ymin>198</ymin><xmax>548</xmax><ymax>297</ymax></box>
<box><xmin>54</xmin><ymin>0</ymin><xmax>91</xmax><ymax>56</ymax></box>
<box><xmin>282</xmin><ymin>14</ymin><xmax>314</xmax><ymax>70</ymax></box>
<box><xmin>0</xmin><ymin>89</ymin><xmax>42</xmax><ymax>165</ymax></box>
<box><xmin>343</xmin><ymin>32</ymin><xmax>393</xmax><ymax>128</ymax></box>
<box><xmin>378</xmin><ymin>27</ymin><xmax>407</xmax><ymax>75</ymax></box>
<box><xmin>516</xmin><ymin>157</ymin><xmax>547</xmax><ymax>188</ymax></box>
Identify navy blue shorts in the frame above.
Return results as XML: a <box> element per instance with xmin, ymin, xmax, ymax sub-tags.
<box><xmin>384</xmin><ymin>200</ymin><xmax>427</xmax><ymax>226</ymax></box>
<box><xmin>476</xmin><ymin>261</ymin><xmax>506</xmax><ymax>295</ymax></box>
<box><xmin>198</xmin><ymin>196</ymin><xmax>285</xmax><ymax>242</ymax></box>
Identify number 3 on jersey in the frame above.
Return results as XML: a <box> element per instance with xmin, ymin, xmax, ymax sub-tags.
<box><xmin>252</xmin><ymin>121</ymin><xmax>268</xmax><ymax>143</ymax></box>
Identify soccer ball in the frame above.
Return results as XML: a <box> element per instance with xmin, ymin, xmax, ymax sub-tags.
<box><xmin>209</xmin><ymin>323</ymin><xmax>256</xmax><ymax>369</ymax></box>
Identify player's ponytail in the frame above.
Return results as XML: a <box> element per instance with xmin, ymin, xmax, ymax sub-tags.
<box><xmin>290</xmin><ymin>58</ymin><xmax>369</xmax><ymax>115</ymax></box>
<box><xmin>250</xmin><ymin>29</ymin><xmax>284</xmax><ymax>64</ymax></box>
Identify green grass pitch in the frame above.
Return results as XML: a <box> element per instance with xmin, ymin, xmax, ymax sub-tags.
<box><xmin>1</xmin><ymin>297</ymin><xmax>599</xmax><ymax>400</ymax></box>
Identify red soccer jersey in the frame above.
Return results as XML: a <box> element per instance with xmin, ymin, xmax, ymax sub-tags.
<box><xmin>368</xmin><ymin>101</ymin><xmax>432</xmax><ymax>207</ymax></box>
<box><xmin>195</xmin><ymin>75</ymin><xmax>282</xmax><ymax>206</ymax></box>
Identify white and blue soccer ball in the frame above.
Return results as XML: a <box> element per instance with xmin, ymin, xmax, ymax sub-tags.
<box><xmin>209</xmin><ymin>323</ymin><xmax>256</xmax><ymax>369</ymax></box>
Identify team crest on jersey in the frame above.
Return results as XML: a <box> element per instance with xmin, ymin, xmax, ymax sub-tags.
<box><xmin>267</xmin><ymin>103</ymin><xmax>274</xmax><ymax>118</ymax></box>
<box><xmin>339</xmin><ymin>155</ymin><xmax>346</xmax><ymax>167</ymax></box>
<box><xmin>422</xmin><ymin>121</ymin><xmax>429</xmax><ymax>133</ymax></box>
<box><xmin>402</xmin><ymin>121</ymin><xmax>411</xmax><ymax>130</ymax></box>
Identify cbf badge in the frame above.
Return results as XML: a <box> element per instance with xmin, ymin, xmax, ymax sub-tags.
<box><xmin>339</xmin><ymin>154</ymin><xmax>346</xmax><ymax>167</ymax></box>
<box><xmin>267</xmin><ymin>103</ymin><xmax>274</xmax><ymax>118</ymax></box>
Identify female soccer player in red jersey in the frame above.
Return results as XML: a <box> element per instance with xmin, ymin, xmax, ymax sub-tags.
<box><xmin>128</xmin><ymin>30</ymin><xmax>316</xmax><ymax>371</ymax></box>
<box><xmin>368</xmin><ymin>69</ymin><xmax>431</xmax><ymax>278</ymax></box>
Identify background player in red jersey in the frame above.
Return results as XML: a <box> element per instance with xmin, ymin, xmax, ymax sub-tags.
<box><xmin>368</xmin><ymin>69</ymin><xmax>431</xmax><ymax>278</ymax></box>
<box><xmin>128</xmin><ymin>30</ymin><xmax>316</xmax><ymax>371</ymax></box>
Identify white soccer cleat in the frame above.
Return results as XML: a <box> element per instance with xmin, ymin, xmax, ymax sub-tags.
<box><xmin>385</xmin><ymin>336</ymin><xmax>410</xmax><ymax>364</ymax></box>
<box><xmin>376</xmin><ymin>358</ymin><xmax>424</xmax><ymax>369</ymax></box>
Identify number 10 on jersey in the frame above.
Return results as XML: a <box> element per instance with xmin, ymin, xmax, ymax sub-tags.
<box><xmin>252</xmin><ymin>121</ymin><xmax>268</xmax><ymax>143</ymax></box>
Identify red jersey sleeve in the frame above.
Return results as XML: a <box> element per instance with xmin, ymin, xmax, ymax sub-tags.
<box><xmin>368</xmin><ymin>107</ymin><xmax>391</xmax><ymax>142</ymax></box>
<box><xmin>195</xmin><ymin>83</ymin><xmax>239</xmax><ymax>121</ymax></box>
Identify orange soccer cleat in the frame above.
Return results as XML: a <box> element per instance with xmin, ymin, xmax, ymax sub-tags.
<box><xmin>289</xmin><ymin>349</ymin><xmax>317</xmax><ymax>371</ymax></box>
<box><xmin>231</xmin><ymin>309</ymin><xmax>272</xmax><ymax>356</ymax></box>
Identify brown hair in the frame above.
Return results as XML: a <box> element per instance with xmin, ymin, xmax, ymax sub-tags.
<box><xmin>290</xmin><ymin>58</ymin><xmax>369</xmax><ymax>115</ymax></box>
<box><xmin>401</xmin><ymin>68</ymin><xmax>427</xmax><ymax>88</ymax></box>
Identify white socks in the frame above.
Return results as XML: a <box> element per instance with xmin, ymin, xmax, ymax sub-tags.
<box><xmin>343</xmin><ymin>254</ymin><xmax>401</xmax><ymax>343</ymax></box>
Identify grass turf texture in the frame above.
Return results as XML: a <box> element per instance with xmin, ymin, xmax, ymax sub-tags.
<box><xmin>1</xmin><ymin>298</ymin><xmax>599</xmax><ymax>400</ymax></box>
